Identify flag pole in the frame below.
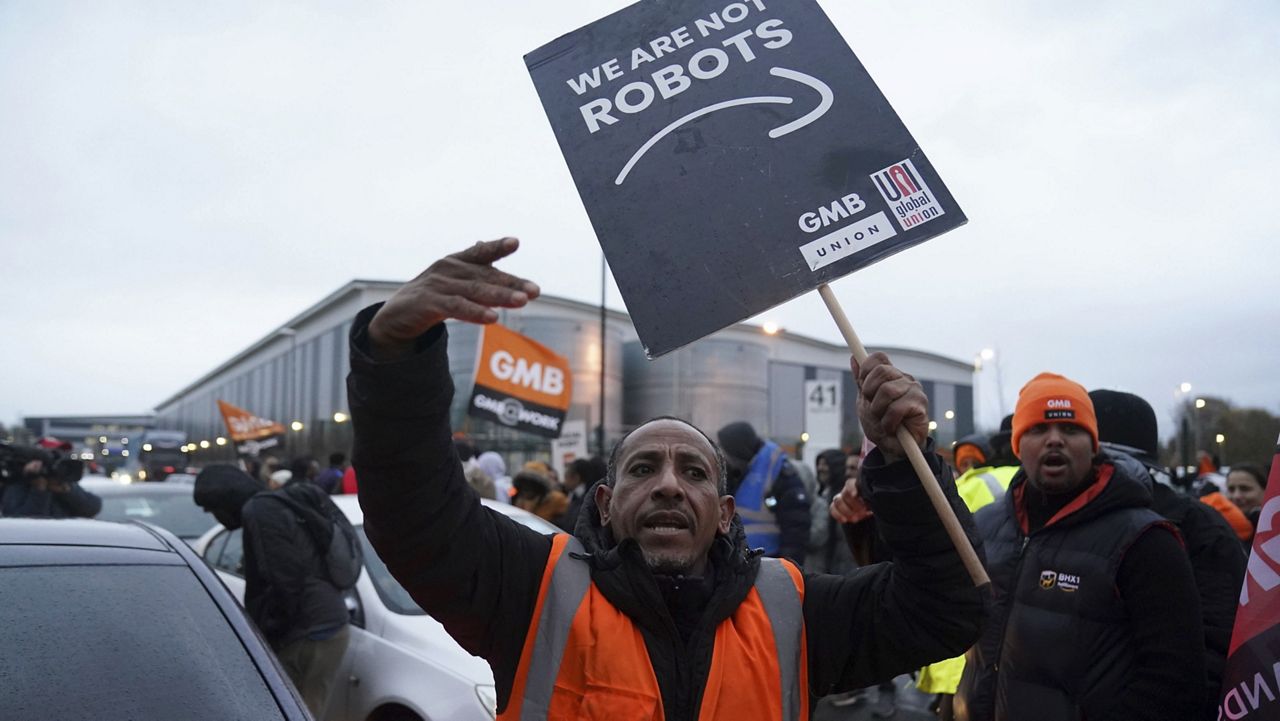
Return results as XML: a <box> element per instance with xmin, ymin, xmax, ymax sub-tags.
<box><xmin>817</xmin><ymin>283</ymin><xmax>990</xmax><ymax>587</ymax></box>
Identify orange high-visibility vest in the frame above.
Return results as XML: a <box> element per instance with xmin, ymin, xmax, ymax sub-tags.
<box><xmin>500</xmin><ymin>533</ymin><xmax>808</xmax><ymax>721</ymax></box>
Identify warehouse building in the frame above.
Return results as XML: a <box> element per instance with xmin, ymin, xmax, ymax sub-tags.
<box><xmin>153</xmin><ymin>280</ymin><xmax>974</xmax><ymax>465</ymax></box>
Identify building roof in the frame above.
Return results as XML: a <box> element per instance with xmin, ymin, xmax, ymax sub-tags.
<box><xmin>153</xmin><ymin>279</ymin><xmax>971</xmax><ymax>410</ymax></box>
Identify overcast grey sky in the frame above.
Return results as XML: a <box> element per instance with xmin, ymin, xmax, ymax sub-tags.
<box><xmin>2</xmin><ymin>1</ymin><xmax>1277</xmax><ymax>441</ymax></box>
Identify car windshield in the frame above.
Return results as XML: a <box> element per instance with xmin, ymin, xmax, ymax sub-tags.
<box><xmin>0</xmin><ymin>564</ymin><xmax>286</xmax><ymax>720</ymax></box>
<box><xmin>96</xmin><ymin>490</ymin><xmax>217</xmax><ymax>539</ymax></box>
<box><xmin>358</xmin><ymin>526</ymin><xmax>424</xmax><ymax>616</ymax></box>
<box><xmin>356</xmin><ymin>510</ymin><xmax>561</xmax><ymax>616</ymax></box>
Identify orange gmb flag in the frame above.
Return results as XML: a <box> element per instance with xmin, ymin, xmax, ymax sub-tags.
<box><xmin>467</xmin><ymin>323</ymin><xmax>572</xmax><ymax>439</ymax></box>
<box><xmin>1217</xmin><ymin>432</ymin><xmax>1280</xmax><ymax>720</ymax></box>
<box><xmin>217</xmin><ymin>400</ymin><xmax>286</xmax><ymax>443</ymax></box>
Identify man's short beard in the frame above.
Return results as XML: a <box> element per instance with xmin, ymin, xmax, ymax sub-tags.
<box><xmin>643</xmin><ymin>550</ymin><xmax>695</xmax><ymax>575</ymax></box>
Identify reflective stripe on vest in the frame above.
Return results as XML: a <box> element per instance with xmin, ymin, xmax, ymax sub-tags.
<box><xmin>501</xmin><ymin>534</ymin><xmax>807</xmax><ymax>721</ymax></box>
<box><xmin>976</xmin><ymin>472</ymin><xmax>1007</xmax><ymax>503</ymax></box>
<box><xmin>518</xmin><ymin>534</ymin><xmax>592</xmax><ymax>721</ymax></box>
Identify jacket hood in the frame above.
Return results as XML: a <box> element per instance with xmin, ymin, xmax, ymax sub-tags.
<box><xmin>476</xmin><ymin>451</ymin><xmax>507</xmax><ymax>481</ymax></box>
<box><xmin>1008</xmin><ymin>447</ymin><xmax>1154</xmax><ymax>532</ymax></box>
<box><xmin>193</xmin><ymin>465</ymin><xmax>263</xmax><ymax>525</ymax></box>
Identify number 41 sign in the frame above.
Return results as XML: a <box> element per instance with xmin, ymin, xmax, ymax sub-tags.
<box><xmin>804</xmin><ymin>379</ymin><xmax>841</xmax><ymax>452</ymax></box>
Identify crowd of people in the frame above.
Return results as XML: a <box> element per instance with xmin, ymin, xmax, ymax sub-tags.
<box><xmin>3</xmin><ymin>237</ymin><xmax>1273</xmax><ymax>721</ymax></box>
<box><xmin>343</xmin><ymin>238</ymin><xmax>1274</xmax><ymax>721</ymax></box>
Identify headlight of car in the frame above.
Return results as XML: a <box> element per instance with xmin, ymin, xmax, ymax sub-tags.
<box><xmin>475</xmin><ymin>684</ymin><xmax>497</xmax><ymax>719</ymax></box>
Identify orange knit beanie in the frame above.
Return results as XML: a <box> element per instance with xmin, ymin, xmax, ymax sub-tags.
<box><xmin>1012</xmin><ymin>372</ymin><xmax>1098</xmax><ymax>457</ymax></box>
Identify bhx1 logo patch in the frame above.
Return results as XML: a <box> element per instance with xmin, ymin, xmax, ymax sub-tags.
<box><xmin>1039</xmin><ymin>569</ymin><xmax>1080</xmax><ymax>592</ymax></box>
<box><xmin>871</xmin><ymin>158</ymin><xmax>945</xmax><ymax>231</ymax></box>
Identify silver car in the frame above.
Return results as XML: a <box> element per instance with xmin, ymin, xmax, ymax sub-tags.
<box><xmin>194</xmin><ymin>494</ymin><xmax>561</xmax><ymax>721</ymax></box>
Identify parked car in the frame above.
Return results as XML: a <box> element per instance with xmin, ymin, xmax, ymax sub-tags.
<box><xmin>82</xmin><ymin>479</ymin><xmax>218</xmax><ymax>544</ymax></box>
<box><xmin>195</xmin><ymin>495</ymin><xmax>561</xmax><ymax>721</ymax></box>
<box><xmin>0</xmin><ymin>517</ymin><xmax>311</xmax><ymax>720</ymax></box>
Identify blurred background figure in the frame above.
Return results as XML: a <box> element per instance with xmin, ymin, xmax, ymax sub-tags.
<box><xmin>806</xmin><ymin>448</ymin><xmax>856</xmax><ymax>576</ymax></box>
<box><xmin>1226</xmin><ymin>463</ymin><xmax>1268</xmax><ymax>534</ymax></box>
<box><xmin>556</xmin><ymin>456</ymin><xmax>606</xmax><ymax>533</ymax></box>
<box><xmin>510</xmin><ymin>470</ymin><xmax>567</xmax><ymax>522</ymax></box>
<box><xmin>455</xmin><ymin>440</ymin><xmax>495</xmax><ymax>500</ymax></box>
<box><xmin>268</xmin><ymin>468</ymin><xmax>292</xmax><ymax>490</ymax></box>
<box><xmin>315</xmin><ymin>452</ymin><xmax>346</xmax><ymax>495</ymax></box>
<box><xmin>0</xmin><ymin>438</ymin><xmax>101</xmax><ymax>519</ymax></box>
<box><xmin>717</xmin><ymin>420</ymin><xmax>811</xmax><ymax>565</ymax></box>
<box><xmin>951</xmin><ymin>434</ymin><xmax>987</xmax><ymax>475</ymax></box>
<box><xmin>477</xmin><ymin>451</ymin><xmax>512</xmax><ymax>504</ymax></box>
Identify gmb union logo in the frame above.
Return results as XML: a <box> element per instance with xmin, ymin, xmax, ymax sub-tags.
<box><xmin>498</xmin><ymin>398</ymin><xmax>523</xmax><ymax>426</ymax></box>
<box><xmin>1039</xmin><ymin>569</ymin><xmax>1080</xmax><ymax>592</ymax></box>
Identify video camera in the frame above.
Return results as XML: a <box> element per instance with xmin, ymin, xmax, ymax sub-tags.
<box><xmin>0</xmin><ymin>441</ymin><xmax>85</xmax><ymax>487</ymax></box>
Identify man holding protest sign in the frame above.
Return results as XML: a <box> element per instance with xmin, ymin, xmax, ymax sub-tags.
<box><xmin>350</xmin><ymin>238</ymin><xmax>984</xmax><ymax>720</ymax></box>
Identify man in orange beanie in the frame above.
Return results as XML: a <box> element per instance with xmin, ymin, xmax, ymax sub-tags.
<box><xmin>955</xmin><ymin>372</ymin><xmax>1205</xmax><ymax>721</ymax></box>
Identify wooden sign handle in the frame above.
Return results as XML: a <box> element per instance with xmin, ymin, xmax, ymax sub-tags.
<box><xmin>817</xmin><ymin>283</ymin><xmax>990</xmax><ymax>587</ymax></box>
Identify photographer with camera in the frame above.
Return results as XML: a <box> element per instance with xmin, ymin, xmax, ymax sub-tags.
<box><xmin>0</xmin><ymin>438</ymin><xmax>101</xmax><ymax>519</ymax></box>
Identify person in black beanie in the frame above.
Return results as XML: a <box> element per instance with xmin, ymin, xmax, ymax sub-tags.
<box><xmin>1089</xmin><ymin>389</ymin><xmax>1246</xmax><ymax>720</ymax></box>
<box><xmin>715</xmin><ymin>421</ymin><xmax>811</xmax><ymax>565</ymax></box>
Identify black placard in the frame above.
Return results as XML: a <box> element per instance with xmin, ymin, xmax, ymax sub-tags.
<box><xmin>527</xmin><ymin>0</ymin><xmax>966</xmax><ymax>357</ymax></box>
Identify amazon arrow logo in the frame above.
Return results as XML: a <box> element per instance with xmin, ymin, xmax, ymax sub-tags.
<box><xmin>614</xmin><ymin>67</ymin><xmax>834</xmax><ymax>186</ymax></box>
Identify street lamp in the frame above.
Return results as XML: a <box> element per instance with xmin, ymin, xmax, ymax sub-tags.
<box><xmin>761</xmin><ymin>321</ymin><xmax>781</xmax><ymax>335</ymax></box>
<box><xmin>973</xmin><ymin>347</ymin><xmax>1005</xmax><ymax>428</ymax></box>
<box><xmin>1195</xmin><ymin>398</ymin><xmax>1207</xmax><ymax>409</ymax></box>
<box><xmin>291</xmin><ymin>421</ymin><xmax>305</xmax><ymax>432</ymax></box>
<box><xmin>333</xmin><ymin>412</ymin><xmax>349</xmax><ymax>423</ymax></box>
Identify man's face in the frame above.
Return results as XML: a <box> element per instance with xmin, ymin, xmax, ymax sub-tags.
<box><xmin>1019</xmin><ymin>422</ymin><xmax>1095</xmax><ymax>494</ymax></box>
<box><xmin>816</xmin><ymin>457</ymin><xmax>830</xmax><ymax>485</ymax></box>
<box><xmin>846</xmin><ymin>454</ymin><xmax>861</xmax><ymax>481</ymax></box>
<box><xmin>596</xmin><ymin>419</ymin><xmax>733</xmax><ymax>576</ymax></box>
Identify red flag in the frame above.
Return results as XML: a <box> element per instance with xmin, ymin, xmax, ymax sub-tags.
<box><xmin>1218</xmin><ymin>433</ymin><xmax>1280</xmax><ymax>719</ymax></box>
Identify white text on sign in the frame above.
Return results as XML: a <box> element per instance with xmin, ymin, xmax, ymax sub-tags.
<box><xmin>798</xmin><ymin>212</ymin><xmax>898</xmax><ymax>271</ymax></box>
<box><xmin>568</xmin><ymin>1</ymin><xmax>794</xmax><ymax>134</ymax></box>
<box><xmin>489</xmin><ymin>351</ymin><xmax>566</xmax><ymax>396</ymax></box>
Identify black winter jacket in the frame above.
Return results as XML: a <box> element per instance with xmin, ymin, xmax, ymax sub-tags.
<box><xmin>347</xmin><ymin>307</ymin><xmax>986</xmax><ymax>719</ymax></box>
<box><xmin>241</xmin><ymin>482</ymin><xmax>349</xmax><ymax>649</ymax></box>
<box><xmin>1150</xmin><ymin>481</ymin><xmax>1245</xmax><ymax>719</ymax></box>
<box><xmin>956</xmin><ymin>451</ymin><xmax>1204</xmax><ymax>721</ymax></box>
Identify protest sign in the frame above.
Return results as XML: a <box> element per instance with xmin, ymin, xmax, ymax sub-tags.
<box><xmin>1217</xmin><ymin>436</ymin><xmax>1280</xmax><ymax>720</ymax></box>
<box><xmin>217</xmin><ymin>400</ymin><xmax>285</xmax><ymax>455</ymax></box>
<box><xmin>468</xmin><ymin>324</ymin><xmax>573</xmax><ymax>439</ymax></box>
<box><xmin>526</xmin><ymin>0</ymin><xmax>966</xmax><ymax>358</ymax></box>
<box><xmin>550</xmin><ymin>419</ymin><xmax>589</xmax><ymax>479</ymax></box>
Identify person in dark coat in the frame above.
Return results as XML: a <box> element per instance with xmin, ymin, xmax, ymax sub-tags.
<box><xmin>555</xmin><ymin>456</ymin><xmax>606</xmax><ymax>533</ymax></box>
<box><xmin>1089</xmin><ymin>388</ymin><xmax>1246</xmax><ymax>720</ymax></box>
<box><xmin>1</xmin><ymin>440</ymin><xmax>101</xmax><ymax>519</ymax></box>
<box><xmin>194</xmin><ymin>464</ymin><xmax>351</xmax><ymax>716</ymax></box>
<box><xmin>348</xmin><ymin>238</ymin><xmax>985</xmax><ymax>720</ymax></box>
<box><xmin>716</xmin><ymin>420</ymin><xmax>811</xmax><ymax>565</ymax></box>
<box><xmin>955</xmin><ymin>374</ymin><xmax>1205</xmax><ymax>721</ymax></box>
